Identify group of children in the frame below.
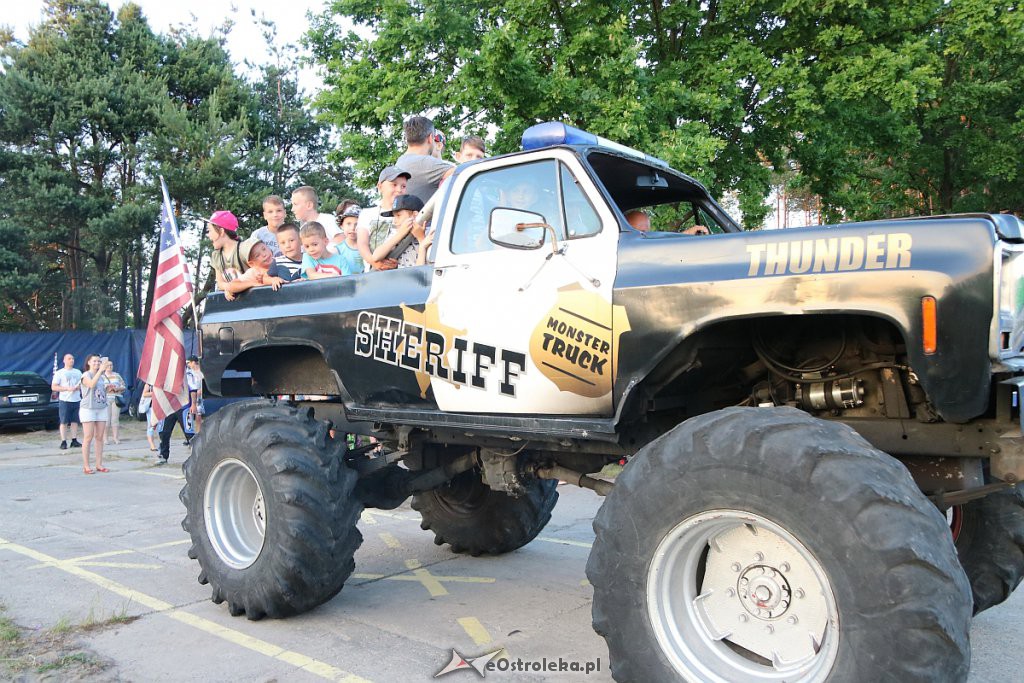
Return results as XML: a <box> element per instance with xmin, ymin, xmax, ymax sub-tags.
<box><xmin>206</xmin><ymin>132</ymin><xmax>487</xmax><ymax>299</ymax></box>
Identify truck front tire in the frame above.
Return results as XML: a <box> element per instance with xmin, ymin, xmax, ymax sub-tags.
<box><xmin>951</xmin><ymin>486</ymin><xmax>1024</xmax><ymax>614</ymax></box>
<box><xmin>180</xmin><ymin>400</ymin><xmax>363</xmax><ymax>619</ymax></box>
<box><xmin>411</xmin><ymin>469</ymin><xmax>557</xmax><ymax>556</ymax></box>
<box><xmin>587</xmin><ymin>407</ymin><xmax>972</xmax><ymax>682</ymax></box>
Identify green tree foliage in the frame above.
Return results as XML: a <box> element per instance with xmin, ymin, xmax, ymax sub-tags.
<box><xmin>0</xmin><ymin>1</ymin><xmax>355</xmax><ymax>331</ymax></box>
<box><xmin>308</xmin><ymin>0</ymin><xmax>1024</xmax><ymax>227</ymax></box>
<box><xmin>789</xmin><ymin>0</ymin><xmax>1024</xmax><ymax>220</ymax></box>
<box><xmin>308</xmin><ymin>0</ymin><xmax>809</xmax><ymax>226</ymax></box>
<box><xmin>240</xmin><ymin>16</ymin><xmax>364</xmax><ymax>219</ymax></box>
<box><xmin>0</xmin><ymin>0</ymin><xmax>167</xmax><ymax>330</ymax></box>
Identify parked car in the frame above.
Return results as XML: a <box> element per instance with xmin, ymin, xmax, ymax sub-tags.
<box><xmin>0</xmin><ymin>372</ymin><xmax>58</xmax><ymax>430</ymax></box>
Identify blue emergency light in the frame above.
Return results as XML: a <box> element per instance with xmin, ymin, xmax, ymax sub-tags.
<box><xmin>521</xmin><ymin>121</ymin><xmax>669</xmax><ymax>168</ymax></box>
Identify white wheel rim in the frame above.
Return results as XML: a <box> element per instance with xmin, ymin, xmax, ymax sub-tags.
<box><xmin>204</xmin><ymin>458</ymin><xmax>266</xmax><ymax>569</ymax></box>
<box><xmin>647</xmin><ymin>510</ymin><xmax>839</xmax><ymax>682</ymax></box>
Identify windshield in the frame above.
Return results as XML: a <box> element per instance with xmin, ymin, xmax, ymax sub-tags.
<box><xmin>585</xmin><ymin>151</ymin><xmax>741</xmax><ymax>233</ymax></box>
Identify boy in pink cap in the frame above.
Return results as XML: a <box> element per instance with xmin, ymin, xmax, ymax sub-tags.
<box><xmin>205</xmin><ymin>210</ymin><xmax>248</xmax><ymax>300</ymax></box>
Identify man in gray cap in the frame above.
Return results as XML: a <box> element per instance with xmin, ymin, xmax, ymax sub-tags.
<box><xmin>356</xmin><ymin>165</ymin><xmax>411</xmax><ymax>271</ymax></box>
<box><xmin>396</xmin><ymin>116</ymin><xmax>455</xmax><ymax>203</ymax></box>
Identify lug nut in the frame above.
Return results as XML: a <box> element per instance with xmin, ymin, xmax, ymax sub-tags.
<box><xmin>780</xmin><ymin>562</ymin><xmax>791</xmax><ymax>572</ymax></box>
<box><xmin>795</xmin><ymin>589</ymin><xmax>806</xmax><ymax>599</ymax></box>
<box><xmin>765</xmin><ymin>625</ymin><xmax>774</xmax><ymax>634</ymax></box>
<box><xmin>726</xmin><ymin>588</ymin><xmax>736</xmax><ymax>597</ymax></box>
<box><xmin>754</xmin><ymin>552</ymin><xmax>765</xmax><ymax>562</ymax></box>
<box><xmin>739</xmin><ymin>614</ymin><xmax>749</xmax><ymax>623</ymax></box>
<box><xmin>731</xmin><ymin>562</ymin><xmax>741</xmax><ymax>572</ymax></box>
<box><xmin>787</xmin><ymin>616</ymin><xmax>799</xmax><ymax>625</ymax></box>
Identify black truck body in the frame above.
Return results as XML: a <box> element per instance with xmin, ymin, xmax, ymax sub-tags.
<box><xmin>185</xmin><ymin>123</ymin><xmax>1024</xmax><ymax>682</ymax></box>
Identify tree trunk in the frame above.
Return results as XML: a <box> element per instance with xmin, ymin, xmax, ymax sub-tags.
<box><xmin>117</xmin><ymin>248</ymin><xmax>128</xmax><ymax>328</ymax></box>
<box><xmin>132</xmin><ymin>241</ymin><xmax>143</xmax><ymax>328</ymax></box>
<box><xmin>63</xmin><ymin>226</ymin><xmax>84</xmax><ymax>330</ymax></box>
<box><xmin>940</xmin><ymin>147</ymin><xmax>955</xmax><ymax>214</ymax></box>
<box><xmin>142</xmin><ymin>235</ymin><xmax>160</xmax><ymax>328</ymax></box>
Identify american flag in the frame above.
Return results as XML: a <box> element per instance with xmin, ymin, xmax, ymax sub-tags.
<box><xmin>137</xmin><ymin>178</ymin><xmax>194</xmax><ymax>420</ymax></box>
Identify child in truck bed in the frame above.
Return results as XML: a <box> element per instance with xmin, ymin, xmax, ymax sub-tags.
<box><xmin>301</xmin><ymin>222</ymin><xmax>348</xmax><ymax>278</ymax></box>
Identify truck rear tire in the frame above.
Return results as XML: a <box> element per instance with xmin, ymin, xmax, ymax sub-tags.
<box><xmin>411</xmin><ymin>469</ymin><xmax>557</xmax><ymax>556</ymax></box>
<box><xmin>180</xmin><ymin>400</ymin><xmax>363</xmax><ymax>619</ymax></box>
<box><xmin>587</xmin><ymin>407</ymin><xmax>972</xmax><ymax>682</ymax></box>
<box><xmin>951</xmin><ymin>486</ymin><xmax>1024</xmax><ymax>614</ymax></box>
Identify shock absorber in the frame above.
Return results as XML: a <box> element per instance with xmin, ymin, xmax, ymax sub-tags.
<box><xmin>796</xmin><ymin>378</ymin><xmax>865</xmax><ymax>411</ymax></box>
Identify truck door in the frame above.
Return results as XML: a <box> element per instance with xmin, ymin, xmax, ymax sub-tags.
<box><xmin>424</xmin><ymin>150</ymin><xmax>625</xmax><ymax>415</ymax></box>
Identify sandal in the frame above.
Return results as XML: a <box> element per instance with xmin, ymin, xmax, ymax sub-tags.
<box><xmin>96</xmin><ymin>467</ymin><xmax>109</xmax><ymax>473</ymax></box>
<box><xmin>83</xmin><ymin>468</ymin><xmax>95</xmax><ymax>475</ymax></box>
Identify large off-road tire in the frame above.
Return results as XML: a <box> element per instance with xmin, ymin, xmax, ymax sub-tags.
<box><xmin>411</xmin><ymin>468</ymin><xmax>558</xmax><ymax>556</ymax></box>
<box><xmin>180</xmin><ymin>400</ymin><xmax>363</xmax><ymax>620</ymax></box>
<box><xmin>950</xmin><ymin>486</ymin><xmax>1024</xmax><ymax>614</ymax></box>
<box><xmin>587</xmin><ymin>407</ymin><xmax>972</xmax><ymax>682</ymax></box>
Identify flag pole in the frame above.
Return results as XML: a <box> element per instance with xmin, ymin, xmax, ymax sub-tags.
<box><xmin>159</xmin><ymin>177</ymin><xmax>201</xmax><ymax>351</ymax></box>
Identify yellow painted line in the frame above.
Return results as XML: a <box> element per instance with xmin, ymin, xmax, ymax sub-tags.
<box><xmin>405</xmin><ymin>559</ymin><xmax>448</xmax><ymax>597</ymax></box>
<box><xmin>169</xmin><ymin>612</ymin><xmax>369</xmax><ymax>682</ymax></box>
<box><xmin>29</xmin><ymin>549</ymin><xmax>133</xmax><ymax>568</ymax></box>
<box><xmin>0</xmin><ymin>537</ymin><xmax>174</xmax><ymax>612</ymax></box>
<box><xmin>74</xmin><ymin>561</ymin><xmax>163</xmax><ymax>570</ymax></box>
<box><xmin>361</xmin><ymin>509</ymin><xmax>417</xmax><ymax>523</ymax></box>
<box><xmin>580</xmin><ymin>579</ymin><xmax>591</xmax><ymax>587</ymax></box>
<box><xmin>138</xmin><ymin>470</ymin><xmax>184</xmax><ymax>480</ymax></box>
<box><xmin>64</xmin><ymin>549</ymin><xmax>134</xmax><ymax>561</ymax></box>
<box><xmin>457</xmin><ymin>617</ymin><xmax>492</xmax><ymax>646</ymax></box>
<box><xmin>139</xmin><ymin>540</ymin><xmax>191</xmax><ymax>551</ymax></box>
<box><xmin>379</xmin><ymin>533</ymin><xmax>402</xmax><ymax>549</ymax></box>
<box><xmin>537</xmin><ymin>536</ymin><xmax>593</xmax><ymax>548</ymax></box>
<box><xmin>0</xmin><ymin>536</ymin><xmax>371</xmax><ymax>682</ymax></box>
<box><xmin>359</xmin><ymin>511</ymin><xmax>377</xmax><ymax>525</ymax></box>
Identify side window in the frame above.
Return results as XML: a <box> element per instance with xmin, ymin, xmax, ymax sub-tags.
<box><xmin>560</xmin><ymin>162</ymin><xmax>601</xmax><ymax>239</ymax></box>
<box><xmin>694</xmin><ymin>204</ymin><xmax>726</xmax><ymax>234</ymax></box>
<box><xmin>450</xmin><ymin>160</ymin><xmax>563</xmax><ymax>254</ymax></box>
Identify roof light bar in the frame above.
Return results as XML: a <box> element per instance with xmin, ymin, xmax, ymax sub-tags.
<box><xmin>521</xmin><ymin>122</ymin><xmax>669</xmax><ymax>168</ymax></box>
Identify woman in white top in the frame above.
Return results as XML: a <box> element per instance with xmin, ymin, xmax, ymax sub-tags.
<box><xmin>79</xmin><ymin>354</ymin><xmax>115</xmax><ymax>474</ymax></box>
<box><xmin>103</xmin><ymin>363</ymin><xmax>126</xmax><ymax>445</ymax></box>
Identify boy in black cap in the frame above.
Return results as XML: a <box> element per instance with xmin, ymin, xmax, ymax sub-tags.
<box><xmin>357</xmin><ymin>165</ymin><xmax>411</xmax><ymax>271</ymax></box>
<box><xmin>371</xmin><ymin>194</ymin><xmax>428</xmax><ymax>268</ymax></box>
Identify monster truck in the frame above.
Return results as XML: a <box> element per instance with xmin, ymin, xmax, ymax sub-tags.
<box><xmin>181</xmin><ymin>122</ymin><xmax>1024</xmax><ymax>681</ymax></box>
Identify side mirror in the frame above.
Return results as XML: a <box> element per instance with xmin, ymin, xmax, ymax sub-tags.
<box><xmin>489</xmin><ymin>208</ymin><xmax>546</xmax><ymax>249</ymax></box>
<box><xmin>636</xmin><ymin>172</ymin><xmax>669</xmax><ymax>189</ymax></box>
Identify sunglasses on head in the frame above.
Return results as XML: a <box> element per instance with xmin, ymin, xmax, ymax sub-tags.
<box><xmin>433</xmin><ymin>131</ymin><xmax>446</xmax><ymax>146</ymax></box>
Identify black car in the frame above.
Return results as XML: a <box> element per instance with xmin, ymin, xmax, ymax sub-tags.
<box><xmin>0</xmin><ymin>372</ymin><xmax>59</xmax><ymax>429</ymax></box>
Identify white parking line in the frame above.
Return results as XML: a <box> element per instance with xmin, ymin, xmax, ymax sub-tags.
<box><xmin>537</xmin><ymin>536</ymin><xmax>593</xmax><ymax>548</ymax></box>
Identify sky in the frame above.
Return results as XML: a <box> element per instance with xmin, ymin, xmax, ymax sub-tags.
<box><xmin>4</xmin><ymin>0</ymin><xmax>332</xmax><ymax>94</ymax></box>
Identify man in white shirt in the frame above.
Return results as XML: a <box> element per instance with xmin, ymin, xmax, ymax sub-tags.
<box><xmin>290</xmin><ymin>186</ymin><xmax>341</xmax><ymax>244</ymax></box>
<box><xmin>51</xmin><ymin>353</ymin><xmax>82</xmax><ymax>449</ymax></box>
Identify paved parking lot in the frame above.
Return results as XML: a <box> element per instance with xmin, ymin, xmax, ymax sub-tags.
<box><xmin>1</xmin><ymin>421</ymin><xmax>1021</xmax><ymax>681</ymax></box>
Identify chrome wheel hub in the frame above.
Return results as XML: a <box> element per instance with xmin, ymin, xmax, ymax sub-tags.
<box><xmin>647</xmin><ymin>510</ymin><xmax>839</xmax><ymax>682</ymax></box>
<box><xmin>204</xmin><ymin>458</ymin><xmax>266</xmax><ymax>570</ymax></box>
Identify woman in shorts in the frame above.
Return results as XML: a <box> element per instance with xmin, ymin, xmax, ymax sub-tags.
<box><xmin>79</xmin><ymin>354</ymin><xmax>113</xmax><ymax>474</ymax></box>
